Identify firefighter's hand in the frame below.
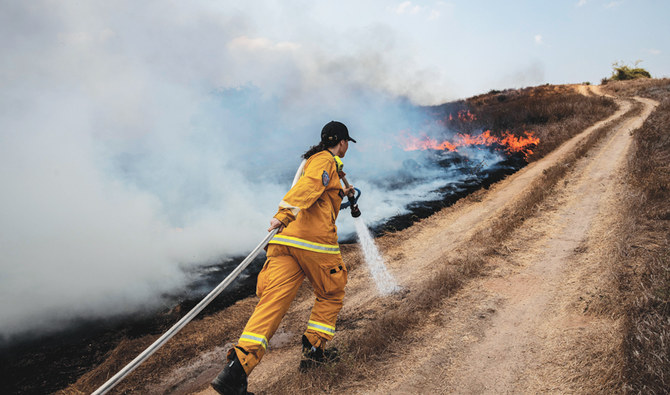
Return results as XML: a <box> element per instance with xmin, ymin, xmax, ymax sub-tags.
<box><xmin>268</xmin><ymin>218</ymin><xmax>285</xmax><ymax>233</ymax></box>
<box><xmin>343</xmin><ymin>185</ymin><xmax>355</xmax><ymax>197</ymax></box>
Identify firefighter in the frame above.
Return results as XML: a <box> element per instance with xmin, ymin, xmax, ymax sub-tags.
<box><xmin>211</xmin><ymin>121</ymin><xmax>356</xmax><ymax>395</ymax></box>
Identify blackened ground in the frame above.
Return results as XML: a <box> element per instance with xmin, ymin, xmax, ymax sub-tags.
<box><xmin>2</xmin><ymin>150</ymin><xmax>527</xmax><ymax>395</ymax></box>
<box><xmin>370</xmin><ymin>150</ymin><xmax>527</xmax><ymax>236</ymax></box>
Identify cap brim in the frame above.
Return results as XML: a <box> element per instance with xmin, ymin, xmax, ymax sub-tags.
<box><xmin>348</xmin><ymin>137</ymin><xmax>357</xmax><ymax>143</ymax></box>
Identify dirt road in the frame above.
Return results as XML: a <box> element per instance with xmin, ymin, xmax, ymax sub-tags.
<box><xmin>178</xmin><ymin>86</ymin><xmax>657</xmax><ymax>394</ymax></box>
<box><xmin>362</xmin><ymin>92</ymin><xmax>657</xmax><ymax>394</ymax></box>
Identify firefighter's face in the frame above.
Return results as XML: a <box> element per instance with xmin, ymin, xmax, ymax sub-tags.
<box><xmin>337</xmin><ymin>139</ymin><xmax>348</xmax><ymax>158</ymax></box>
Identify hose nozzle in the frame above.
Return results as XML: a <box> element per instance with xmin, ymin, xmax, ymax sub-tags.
<box><xmin>349</xmin><ymin>203</ymin><xmax>361</xmax><ymax>218</ymax></box>
<box><xmin>340</xmin><ymin>174</ymin><xmax>361</xmax><ymax>218</ymax></box>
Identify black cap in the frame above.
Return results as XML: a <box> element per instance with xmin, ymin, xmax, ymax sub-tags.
<box><xmin>321</xmin><ymin>121</ymin><xmax>357</xmax><ymax>144</ymax></box>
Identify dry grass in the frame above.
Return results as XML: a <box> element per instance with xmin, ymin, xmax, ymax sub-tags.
<box><xmin>472</xmin><ymin>87</ymin><xmax>617</xmax><ymax>161</ymax></box>
<box><xmin>431</xmin><ymin>84</ymin><xmax>617</xmax><ymax>161</ymax></box>
<box><xmin>615</xmin><ymin>92</ymin><xmax>670</xmax><ymax>394</ymax></box>
<box><xmin>479</xmin><ymin>103</ymin><xmax>643</xmax><ymax>248</ymax></box>
<box><xmin>603</xmin><ymin>78</ymin><xmax>670</xmax><ymax>100</ymax></box>
<box><xmin>59</xmin><ymin>297</ymin><xmax>258</xmax><ymax>394</ymax></box>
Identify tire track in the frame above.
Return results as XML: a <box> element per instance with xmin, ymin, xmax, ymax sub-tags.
<box><xmin>368</xmin><ymin>93</ymin><xmax>657</xmax><ymax>394</ymax></box>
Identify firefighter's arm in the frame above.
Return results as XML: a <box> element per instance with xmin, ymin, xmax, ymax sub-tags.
<box><xmin>273</xmin><ymin>155</ymin><xmax>335</xmax><ymax>226</ymax></box>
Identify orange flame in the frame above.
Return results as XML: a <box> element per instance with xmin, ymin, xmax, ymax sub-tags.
<box><xmin>446</xmin><ymin>110</ymin><xmax>477</xmax><ymax>123</ymax></box>
<box><xmin>401</xmin><ymin>130</ymin><xmax>540</xmax><ymax>160</ymax></box>
<box><xmin>457</xmin><ymin>110</ymin><xmax>477</xmax><ymax>122</ymax></box>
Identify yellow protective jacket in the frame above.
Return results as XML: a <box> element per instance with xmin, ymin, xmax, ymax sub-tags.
<box><xmin>268</xmin><ymin>150</ymin><xmax>344</xmax><ymax>254</ymax></box>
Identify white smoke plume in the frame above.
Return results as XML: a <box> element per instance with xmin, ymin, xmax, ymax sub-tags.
<box><xmin>0</xmin><ymin>1</ymin><xmax>473</xmax><ymax>339</ymax></box>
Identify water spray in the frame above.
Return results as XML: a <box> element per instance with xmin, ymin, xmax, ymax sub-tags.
<box><xmin>353</xmin><ymin>218</ymin><xmax>400</xmax><ymax>295</ymax></box>
<box><xmin>338</xmin><ymin>172</ymin><xmax>400</xmax><ymax>295</ymax></box>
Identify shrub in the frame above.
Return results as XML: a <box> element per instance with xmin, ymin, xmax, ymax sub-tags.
<box><xmin>610</xmin><ymin>61</ymin><xmax>651</xmax><ymax>81</ymax></box>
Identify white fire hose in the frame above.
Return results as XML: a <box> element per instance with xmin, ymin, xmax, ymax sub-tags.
<box><xmin>92</xmin><ymin>161</ymin><xmax>307</xmax><ymax>395</ymax></box>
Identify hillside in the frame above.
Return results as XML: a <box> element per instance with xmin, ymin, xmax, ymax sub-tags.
<box><xmin>58</xmin><ymin>80</ymin><xmax>670</xmax><ymax>394</ymax></box>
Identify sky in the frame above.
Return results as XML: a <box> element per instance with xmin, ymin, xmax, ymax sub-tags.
<box><xmin>1</xmin><ymin>0</ymin><xmax>668</xmax><ymax>339</ymax></box>
<box><xmin>225</xmin><ymin>0</ymin><xmax>669</xmax><ymax>102</ymax></box>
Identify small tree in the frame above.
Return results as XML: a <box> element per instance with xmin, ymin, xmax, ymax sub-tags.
<box><xmin>610</xmin><ymin>60</ymin><xmax>652</xmax><ymax>81</ymax></box>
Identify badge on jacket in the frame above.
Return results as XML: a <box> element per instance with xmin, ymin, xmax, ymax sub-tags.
<box><xmin>322</xmin><ymin>170</ymin><xmax>330</xmax><ymax>186</ymax></box>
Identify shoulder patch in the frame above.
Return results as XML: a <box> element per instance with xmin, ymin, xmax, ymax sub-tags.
<box><xmin>322</xmin><ymin>170</ymin><xmax>330</xmax><ymax>186</ymax></box>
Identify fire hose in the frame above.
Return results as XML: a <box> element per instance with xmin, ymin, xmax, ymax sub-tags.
<box><xmin>93</xmin><ymin>158</ymin><xmax>360</xmax><ymax>394</ymax></box>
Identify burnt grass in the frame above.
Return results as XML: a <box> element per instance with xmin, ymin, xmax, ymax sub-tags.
<box><xmin>370</xmin><ymin>151</ymin><xmax>528</xmax><ymax>236</ymax></box>
<box><xmin>2</xmin><ymin>84</ymin><xmax>617</xmax><ymax>395</ymax></box>
<box><xmin>0</xmin><ymin>255</ymin><xmax>266</xmax><ymax>395</ymax></box>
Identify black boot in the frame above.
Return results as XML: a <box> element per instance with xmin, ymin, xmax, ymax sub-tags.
<box><xmin>211</xmin><ymin>350</ymin><xmax>253</xmax><ymax>395</ymax></box>
<box><xmin>299</xmin><ymin>335</ymin><xmax>339</xmax><ymax>371</ymax></box>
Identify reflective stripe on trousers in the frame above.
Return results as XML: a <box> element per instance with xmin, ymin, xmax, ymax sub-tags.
<box><xmin>239</xmin><ymin>331</ymin><xmax>268</xmax><ymax>349</ymax></box>
<box><xmin>307</xmin><ymin>320</ymin><xmax>335</xmax><ymax>336</ymax></box>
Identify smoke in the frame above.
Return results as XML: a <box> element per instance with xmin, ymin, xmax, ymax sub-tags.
<box><xmin>495</xmin><ymin>61</ymin><xmax>546</xmax><ymax>90</ymax></box>
<box><xmin>0</xmin><ymin>1</ymin><xmax>483</xmax><ymax>339</ymax></box>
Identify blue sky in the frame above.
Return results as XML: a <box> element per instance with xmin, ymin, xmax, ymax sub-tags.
<box><xmin>213</xmin><ymin>0</ymin><xmax>669</xmax><ymax>102</ymax></box>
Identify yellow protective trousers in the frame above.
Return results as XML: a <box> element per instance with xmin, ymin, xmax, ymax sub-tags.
<box><xmin>233</xmin><ymin>244</ymin><xmax>347</xmax><ymax>375</ymax></box>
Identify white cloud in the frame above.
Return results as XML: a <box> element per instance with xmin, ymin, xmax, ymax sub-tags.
<box><xmin>496</xmin><ymin>61</ymin><xmax>545</xmax><ymax>89</ymax></box>
<box><xmin>576</xmin><ymin>0</ymin><xmax>588</xmax><ymax>7</ymax></box>
<box><xmin>391</xmin><ymin>1</ymin><xmax>444</xmax><ymax>20</ymax></box>
<box><xmin>57</xmin><ymin>28</ymin><xmax>116</xmax><ymax>45</ymax></box>
<box><xmin>228</xmin><ymin>36</ymin><xmax>301</xmax><ymax>52</ymax></box>
<box><xmin>605</xmin><ymin>1</ymin><xmax>624</xmax><ymax>8</ymax></box>
<box><xmin>534</xmin><ymin>34</ymin><xmax>543</xmax><ymax>45</ymax></box>
<box><xmin>394</xmin><ymin>1</ymin><xmax>423</xmax><ymax>15</ymax></box>
<box><xmin>644</xmin><ymin>48</ymin><xmax>661</xmax><ymax>55</ymax></box>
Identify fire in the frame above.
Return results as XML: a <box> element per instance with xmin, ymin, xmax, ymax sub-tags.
<box><xmin>401</xmin><ymin>130</ymin><xmax>540</xmax><ymax>160</ymax></box>
<box><xmin>447</xmin><ymin>110</ymin><xmax>477</xmax><ymax>122</ymax></box>
<box><xmin>457</xmin><ymin>110</ymin><xmax>477</xmax><ymax>122</ymax></box>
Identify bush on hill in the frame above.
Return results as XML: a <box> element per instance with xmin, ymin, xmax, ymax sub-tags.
<box><xmin>603</xmin><ymin>61</ymin><xmax>651</xmax><ymax>84</ymax></box>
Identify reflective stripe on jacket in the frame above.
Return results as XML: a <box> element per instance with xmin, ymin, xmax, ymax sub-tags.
<box><xmin>270</xmin><ymin>235</ymin><xmax>340</xmax><ymax>254</ymax></box>
<box><xmin>269</xmin><ymin>150</ymin><xmax>344</xmax><ymax>253</ymax></box>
